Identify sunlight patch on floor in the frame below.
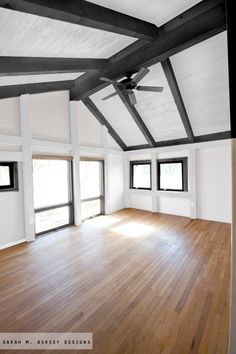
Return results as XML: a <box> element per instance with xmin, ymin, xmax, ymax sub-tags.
<box><xmin>111</xmin><ymin>222</ymin><xmax>155</xmax><ymax>238</ymax></box>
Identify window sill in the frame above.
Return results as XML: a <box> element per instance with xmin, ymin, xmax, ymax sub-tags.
<box><xmin>157</xmin><ymin>190</ymin><xmax>190</xmax><ymax>198</ymax></box>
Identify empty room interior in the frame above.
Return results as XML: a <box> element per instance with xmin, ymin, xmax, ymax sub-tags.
<box><xmin>0</xmin><ymin>0</ymin><xmax>235</xmax><ymax>353</ymax></box>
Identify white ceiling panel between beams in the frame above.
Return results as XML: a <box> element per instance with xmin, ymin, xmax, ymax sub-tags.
<box><xmin>135</xmin><ymin>63</ymin><xmax>187</xmax><ymax>142</ymax></box>
<box><xmin>88</xmin><ymin>0</ymin><xmax>201</xmax><ymax>27</ymax></box>
<box><xmin>0</xmin><ymin>8</ymin><xmax>136</xmax><ymax>58</ymax></box>
<box><xmin>171</xmin><ymin>32</ymin><xmax>230</xmax><ymax>136</ymax></box>
<box><xmin>0</xmin><ymin>73</ymin><xmax>83</xmax><ymax>86</ymax></box>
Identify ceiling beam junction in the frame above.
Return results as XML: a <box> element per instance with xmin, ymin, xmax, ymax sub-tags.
<box><xmin>70</xmin><ymin>0</ymin><xmax>226</xmax><ymax>100</ymax></box>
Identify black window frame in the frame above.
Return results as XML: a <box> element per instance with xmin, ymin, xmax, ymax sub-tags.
<box><xmin>0</xmin><ymin>162</ymin><xmax>19</xmax><ymax>192</ymax></box>
<box><xmin>157</xmin><ymin>157</ymin><xmax>188</xmax><ymax>192</ymax></box>
<box><xmin>33</xmin><ymin>157</ymin><xmax>74</xmax><ymax>237</ymax></box>
<box><xmin>130</xmin><ymin>160</ymin><xmax>152</xmax><ymax>190</ymax></box>
<box><xmin>80</xmin><ymin>158</ymin><xmax>105</xmax><ymax>221</ymax></box>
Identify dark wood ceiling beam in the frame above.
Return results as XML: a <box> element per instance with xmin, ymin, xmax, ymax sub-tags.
<box><xmin>193</xmin><ymin>131</ymin><xmax>231</xmax><ymax>143</ymax></box>
<box><xmin>126</xmin><ymin>131</ymin><xmax>231</xmax><ymax>151</ymax></box>
<box><xmin>0</xmin><ymin>80</ymin><xmax>75</xmax><ymax>99</ymax></box>
<box><xmin>0</xmin><ymin>0</ymin><xmax>159</xmax><ymax>40</ymax></box>
<box><xmin>160</xmin><ymin>0</ymin><xmax>224</xmax><ymax>34</ymax></box>
<box><xmin>82</xmin><ymin>97</ymin><xmax>127</xmax><ymax>151</ymax></box>
<box><xmin>116</xmin><ymin>88</ymin><xmax>156</xmax><ymax>147</ymax></box>
<box><xmin>161</xmin><ymin>58</ymin><xmax>194</xmax><ymax>141</ymax></box>
<box><xmin>70</xmin><ymin>0</ymin><xmax>226</xmax><ymax>100</ymax></box>
<box><xmin>0</xmin><ymin>57</ymin><xmax>108</xmax><ymax>76</ymax></box>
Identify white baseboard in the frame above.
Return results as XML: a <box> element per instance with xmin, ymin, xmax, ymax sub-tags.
<box><xmin>0</xmin><ymin>238</ymin><xmax>27</xmax><ymax>250</ymax></box>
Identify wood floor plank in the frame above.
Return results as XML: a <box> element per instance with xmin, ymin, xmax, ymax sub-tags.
<box><xmin>0</xmin><ymin>209</ymin><xmax>230</xmax><ymax>354</ymax></box>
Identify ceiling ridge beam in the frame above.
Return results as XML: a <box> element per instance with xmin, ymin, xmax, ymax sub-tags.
<box><xmin>0</xmin><ymin>0</ymin><xmax>159</xmax><ymax>40</ymax></box>
<box><xmin>81</xmin><ymin>97</ymin><xmax>127</xmax><ymax>151</ymax></box>
<box><xmin>161</xmin><ymin>58</ymin><xmax>194</xmax><ymax>141</ymax></box>
<box><xmin>0</xmin><ymin>57</ymin><xmax>108</xmax><ymax>76</ymax></box>
<box><xmin>0</xmin><ymin>80</ymin><xmax>75</xmax><ymax>99</ymax></box>
<box><xmin>70</xmin><ymin>0</ymin><xmax>226</xmax><ymax>100</ymax></box>
<box><xmin>115</xmin><ymin>87</ymin><xmax>156</xmax><ymax>147</ymax></box>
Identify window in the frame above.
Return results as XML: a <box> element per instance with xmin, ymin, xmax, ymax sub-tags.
<box><xmin>130</xmin><ymin>161</ymin><xmax>151</xmax><ymax>190</ymax></box>
<box><xmin>0</xmin><ymin>162</ymin><xmax>18</xmax><ymax>191</ymax></box>
<box><xmin>157</xmin><ymin>158</ymin><xmax>188</xmax><ymax>192</ymax></box>
<box><xmin>33</xmin><ymin>158</ymin><xmax>74</xmax><ymax>235</ymax></box>
<box><xmin>80</xmin><ymin>159</ymin><xmax>104</xmax><ymax>220</ymax></box>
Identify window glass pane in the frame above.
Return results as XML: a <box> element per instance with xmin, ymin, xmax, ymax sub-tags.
<box><xmin>81</xmin><ymin>199</ymin><xmax>101</xmax><ymax>220</ymax></box>
<box><xmin>160</xmin><ymin>162</ymin><xmax>183</xmax><ymax>190</ymax></box>
<box><xmin>133</xmin><ymin>164</ymin><xmax>151</xmax><ymax>189</ymax></box>
<box><xmin>33</xmin><ymin>159</ymin><xmax>70</xmax><ymax>209</ymax></box>
<box><xmin>0</xmin><ymin>166</ymin><xmax>10</xmax><ymax>186</ymax></box>
<box><xmin>35</xmin><ymin>206</ymin><xmax>70</xmax><ymax>234</ymax></box>
<box><xmin>80</xmin><ymin>161</ymin><xmax>102</xmax><ymax>200</ymax></box>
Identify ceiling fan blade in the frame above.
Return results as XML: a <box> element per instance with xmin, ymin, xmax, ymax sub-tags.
<box><xmin>136</xmin><ymin>86</ymin><xmax>164</xmax><ymax>92</ymax></box>
<box><xmin>133</xmin><ymin>67</ymin><xmax>150</xmax><ymax>84</ymax></box>
<box><xmin>102</xmin><ymin>91</ymin><xmax>119</xmax><ymax>101</ymax></box>
<box><xmin>100</xmin><ymin>77</ymin><xmax>118</xmax><ymax>85</ymax></box>
<box><xmin>127</xmin><ymin>90</ymin><xmax>137</xmax><ymax>106</ymax></box>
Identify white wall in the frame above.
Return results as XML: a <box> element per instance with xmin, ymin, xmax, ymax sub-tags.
<box><xmin>0</xmin><ymin>97</ymin><xmax>25</xmax><ymax>249</ymax></box>
<box><xmin>30</xmin><ymin>91</ymin><xmax>71</xmax><ymax>143</ymax></box>
<box><xmin>107</xmin><ymin>154</ymin><xmax>124</xmax><ymax>213</ymax></box>
<box><xmin>0</xmin><ymin>163</ymin><xmax>25</xmax><ymax>249</ymax></box>
<box><xmin>128</xmin><ymin>191</ymin><xmax>152</xmax><ymax>211</ymax></box>
<box><xmin>125</xmin><ymin>140</ymin><xmax>232</xmax><ymax>223</ymax></box>
<box><xmin>77</xmin><ymin>101</ymin><xmax>103</xmax><ymax>147</ymax></box>
<box><xmin>0</xmin><ymin>97</ymin><xmax>20</xmax><ymax>136</ymax></box>
<box><xmin>196</xmin><ymin>144</ymin><xmax>232</xmax><ymax>222</ymax></box>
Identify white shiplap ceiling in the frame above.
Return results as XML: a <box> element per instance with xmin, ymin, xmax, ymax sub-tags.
<box><xmin>0</xmin><ymin>73</ymin><xmax>83</xmax><ymax>86</ymax></box>
<box><xmin>88</xmin><ymin>0</ymin><xmax>201</xmax><ymax>27</ymax></box>
<box><xmin>135</xmin><ymin>63</ymin><xmax>187</xmax><ymax>141</ymax></box>
<box><xmin>171</xmin><ymin>32</ymin><xmax>230</xmax><ymax>136</ymax></box>
<box><xmin>0</xmin><ymin>8</ymin><xmax>135</xmax><ymax>58</ymax></box>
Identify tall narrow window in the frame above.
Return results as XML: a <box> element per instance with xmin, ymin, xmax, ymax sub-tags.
<box><xmin>0</xmin><ymin>162</ymin><xmax>18</xmax><ymax>191</ymax></box>
<box><xmin>130</xmin><ymin>161</ymin><xmax>151</xmax><ymax>190</ymax></box>
<box><xmin>80</xmin><ymin>159</ymin><xmax>104</xmax><ymax>220</ymax></box>
<box><xmin>33</xmin><ymin>158</ymin><xmax>74</xmax><ymax>235</ymax></box>
<box><xmin>157</xmin><ymin>158</ymin><xmax>188</xmax><ymax>192</ymax></box>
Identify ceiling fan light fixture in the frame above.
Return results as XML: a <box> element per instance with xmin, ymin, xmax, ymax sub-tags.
<box><xmin>100</xmin><ymin>67</ymin><xmax>164</xmax><ymax>105</ymax></box>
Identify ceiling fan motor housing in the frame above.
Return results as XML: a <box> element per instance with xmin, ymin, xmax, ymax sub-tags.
<box><xmin>120</xmin><ymin>73</ymin><xmax>137</xmax><ymax>90</ymax></box>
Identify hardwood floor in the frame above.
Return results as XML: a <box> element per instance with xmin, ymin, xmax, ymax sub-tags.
<box><xmin>0</xmin><ymin>209</ymin><xmax>231</xmax><ymax>354</ymax></box>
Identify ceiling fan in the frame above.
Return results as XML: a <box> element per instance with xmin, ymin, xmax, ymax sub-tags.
<box><xmin>100</xmin><ymin>67</ymin><xmax>163</xmax><ymax>106</ymax></box>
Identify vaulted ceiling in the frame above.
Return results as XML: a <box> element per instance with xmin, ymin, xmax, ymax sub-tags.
<box><xmin>0</xmin><ymin>0</ymin><xmax>231</xmax><ymax>150</ymax></box>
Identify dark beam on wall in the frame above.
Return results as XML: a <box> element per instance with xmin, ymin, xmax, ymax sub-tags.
<box><xmin>116</xmin><ymin>88</ymin><xmax>156</xmax><ymax>147</ymax></box>
<box><xmin>225</xmin><ymin>0</ymin><xmax>235</xmax><ymax>138</ymax></box>
<box><xmin>161</xmin><ymin>58</ymin><xmax>194</xmax><ymax>141</ymax></box>
<box><xmin>70</xmin><ymin>0</ymin><xmax>226</xmax><ymax>100</ymax></box>
<box><xmin>125</xmin><ymin>131</ymin><xmax>231</xmax><ymax>151</ymax></box>
<box><xmin>194</xmin><ymin>131</ymin><xmax>231</xmax><ymax>143</ymax></box>
<box><xmin>0</xmin><ymin>57</ymin><xmax>108</xmax><ymax>76</ymax></box>
<box><xmin>0</xmin><ymin>80</ymin><xmax>75</xmax><ymax>99</ymax></box>
<box><xmin>0</xmin><ymin>0</ymin><xmax>159</xmax><ymax>40</ymax></box>
<box><xmin>81</xmin><ymin>97</ymin><xmax>127</xmax><ymax>151</ymax></box>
